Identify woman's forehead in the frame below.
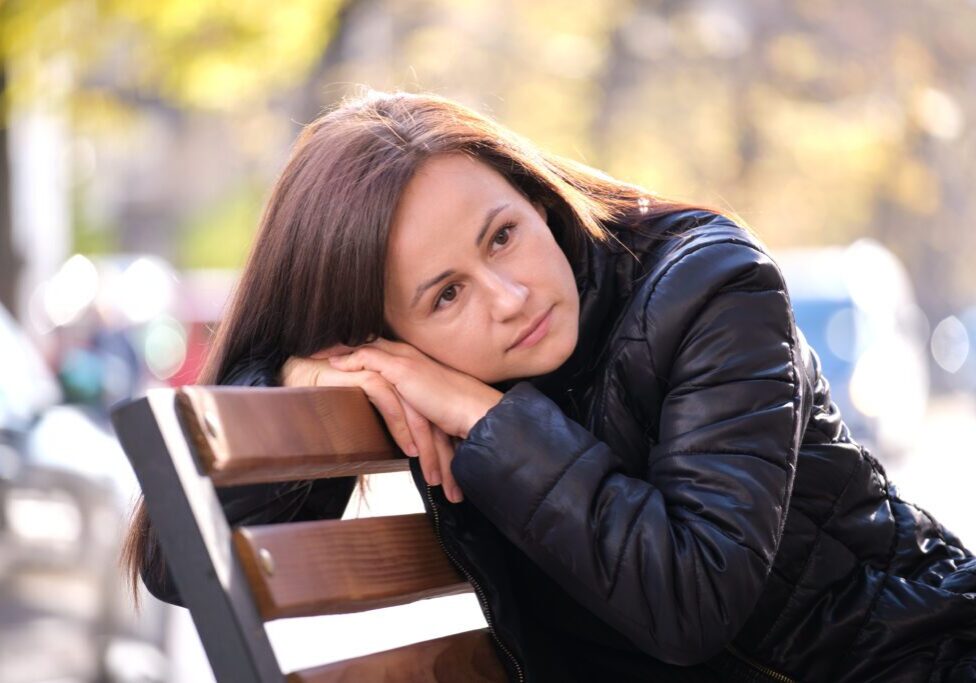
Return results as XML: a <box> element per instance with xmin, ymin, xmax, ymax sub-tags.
<box><xmin>399</xmin><ymin>154</ymin><xmax>515</xmax><ymax>217</ymax></box>
<box><xmin>390</xmin><ymin>155</ymin><xmax>521</xmax><ymax>249</ymax></box>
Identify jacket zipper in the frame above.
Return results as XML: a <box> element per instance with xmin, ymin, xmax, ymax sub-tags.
<box><xmin>424</xmin><ymin>484</ymin><xmax>526</xmax><ymax>683</ymax></box>
<box><xmin>726</xmin><ymin>645</ymin><xmax>797</xmax><ymax>683</ymax></box>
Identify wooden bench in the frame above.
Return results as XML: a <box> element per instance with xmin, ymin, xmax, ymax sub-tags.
<box><xmin>111</xmin><ymin>385</ymin><xmax>509</xmax><ymax>683</ymax></box>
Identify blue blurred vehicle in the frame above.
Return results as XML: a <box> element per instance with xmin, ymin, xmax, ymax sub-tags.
<box><xmin>776</xmin><ymin>239</ymin><xmax>930</xmax><ymax>464</ymax></box>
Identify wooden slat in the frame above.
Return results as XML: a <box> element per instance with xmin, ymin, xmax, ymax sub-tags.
<box><xmin>285</xmin><ymin>629</ymin><xmax>508</xmax><ymax>683</ymax></box>
<box><xmin>176</xmin><ymin>386</ymin><xmax>406</xmax><ymax>486</ymax></box>
<box><xmin>234</xmin><ymin>514</ymin><xmax>471</xmax><ymax>621</ymax></box>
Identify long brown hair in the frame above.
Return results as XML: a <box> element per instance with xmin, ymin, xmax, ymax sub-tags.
<box><xmin>121</xmin><ymin>88</ymin><xmax>729</xmax><ymax>604</ymax></box>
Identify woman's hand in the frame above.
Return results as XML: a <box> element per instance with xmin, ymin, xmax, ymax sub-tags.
<box><xmin>320</xmin><ymin>338</ymin><xmax>503</xmax><ymax>439</ymax></box>
<box><xmin>280</xmin><ymin>342</ymin><xmax>492</xmax><ymax>503</ymax></box>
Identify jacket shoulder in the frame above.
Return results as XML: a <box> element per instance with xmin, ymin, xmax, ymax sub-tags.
<box><xmin>633</xmin><ymin>211</ymin><xmax>786</xmax><ymax>320</ymax></box>
<box><xmin>616</xmin><ymin>212</ymin><xmax>796</xmax><ymax>412</ymax></box>
<box><xmin>219</xmin><ymin>355</ymin><xmax>281</xmax><ymax>387</ymax></box>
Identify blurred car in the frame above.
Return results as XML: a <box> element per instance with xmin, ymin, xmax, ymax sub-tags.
<box><xmin>776</xmin><ymin>239</ymin><xmax>930</xmax><ymax>464</ymax></box>
<box><xmin>947</xmin><ymin>305</ymin><xmax>976</xmax><ymax>392</ymax></box>
<box><xmin>0</xmin><ymin>303</ymin><xmax>168</xmax><ymax>683</ymax></box>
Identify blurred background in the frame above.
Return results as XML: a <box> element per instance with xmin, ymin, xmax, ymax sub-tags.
<box><xmin>1</xmin><ymin>0</ymin><xmax>974</xmax><ymax>680</ymax></box>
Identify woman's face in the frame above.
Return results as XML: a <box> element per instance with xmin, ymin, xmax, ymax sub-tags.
<box><xmin>383</xmin><ymin>153</ymin><xmax>580</xmax><ymax>385</ymax></box>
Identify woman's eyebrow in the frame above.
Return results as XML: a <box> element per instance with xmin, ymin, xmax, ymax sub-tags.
<box><xmin>473</xmin><ymin>202</ymin><xmax>510</xmax><ymax>248</ymax></box>
<box><xmin>408</xmin><ymin>201</ymin><xmax>510</xmax><ymax>309</ymax></box>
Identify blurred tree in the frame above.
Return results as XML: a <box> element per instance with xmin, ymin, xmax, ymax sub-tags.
<box><xmin>0</xmin><ymin>64</ymin><xmax>18</xmax><ymax>312</ymax></box>
<box><xmin>0</xmin><ymin>0</ymin><xmax>352</xmax><ymax>307</ymax></box>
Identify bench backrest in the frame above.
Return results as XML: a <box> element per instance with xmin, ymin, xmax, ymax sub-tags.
<box><xmin>111</xmin><ymin>386</ymin><xmax>508</xmax><ymax>683</ymax></box>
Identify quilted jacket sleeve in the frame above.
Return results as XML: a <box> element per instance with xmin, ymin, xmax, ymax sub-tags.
<box><xmin>139</xmin><ymin>356</ymin><xmax>357</xmax><ymax>606</ymax></box>
<box><xmin>449</xmin><ymin>235</ymin><xmax>805</xmax><ymax>665</ymax></box>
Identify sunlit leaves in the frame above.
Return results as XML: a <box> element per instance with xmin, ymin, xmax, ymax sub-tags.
<box><xmin>2</xmin><ymin>0</ymin><xmax>346</xmax><ymax>110</ymax></box>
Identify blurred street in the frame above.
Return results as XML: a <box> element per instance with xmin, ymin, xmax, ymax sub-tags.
<box><xmin>886</xmin><ymin>392</ymin><xmax>976</xmax><ymax>547</ymax></box>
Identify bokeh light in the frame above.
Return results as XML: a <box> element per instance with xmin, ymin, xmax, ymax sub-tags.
<box><xmin>931</xmin><ymin>315</ymin><xmax>970</xmax><ymax>373</ymax></box>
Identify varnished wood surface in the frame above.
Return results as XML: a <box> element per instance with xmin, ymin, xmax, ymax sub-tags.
<box><xmin>234</xmin><ymin>513</ymin><xmax>471</xmax><ymax>621</ymax></box>
<box><xmin>176</xmin><ymin>386</ymin><xmax>407</xmax><ymax>486</ymax></box>
<box><xmin>285</xmin><ymin>629</ymin><xmax>508</xmax><ymax>683</ymax></box>
<box><xmin>122</xmin><ymin>387</ymin><xmax>510</xmax><ymax>681</ymax></box>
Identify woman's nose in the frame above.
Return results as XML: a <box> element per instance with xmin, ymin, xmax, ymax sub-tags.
<box><xmin>487</xmin><ymin>273</ymin><xmax>529</xmax><ymax>320</ymax></box>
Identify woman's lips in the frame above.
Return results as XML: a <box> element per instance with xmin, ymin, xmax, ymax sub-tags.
<box><xmin>509</xmin><ymin>305</ymin><xmax>554</xmax><ymax>351</ymax></box>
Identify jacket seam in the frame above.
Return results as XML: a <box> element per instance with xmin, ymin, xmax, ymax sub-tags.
<box><xmin>774</xmin><ymin>267</ymin><xmax>800</xmax><ymax>592</ymax></box>
<box><xmin>649</xmin><ymin>447</ymin><xmax>795</xmax><ymax>474</ymax></box>
<box><xmin>666</xmin><ymin>376</ymin><xmax>795</xmax><ymax>396</ymax></box>
<box><xmin>757</xmin><ymin>450</ymin><xmax>865</xmax><ymax>652</ymax></box>
<box><xmin>677</xmin><ymin>505</ymin><xmax>772</xmax><ymax>568</ymax></box>
<box><xmin>694</xmin><ymin>538</ymin><xmax>706</xmax><ymax>656</ymax></box>
<box><xmin>751</xmin><ymin>283</ymin><xmax>801</xmax><ymax>655</ymax></box>
<box><xmin>715</xmin><ymin>286</ymin><xmax>785</xmax><ymax>294</ymax></box>
<box><xmin>650</xmin><ymin>393</ymin><xmax>796</xmax><ymax>464</ymax></box>
<box><xmin>522</xmin><ymin>441</ymin><xmax>594</xmax><ymax>535</ymax></box>
<box><xmin>608</xmin><ymin>488</ymin><xmax>654</xmax><ymax>595</ymax></box>
<box><xmin>832</xmin><ymin>512</ymin><xmax>899</xmax><ymax>678</ymax></box>
<box><xmin>831</xmin><ymin>445</ymin><xmax>901</xmax><ymax>676</ymax></box>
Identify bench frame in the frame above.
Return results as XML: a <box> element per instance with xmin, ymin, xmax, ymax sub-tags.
<box><xmin>114</xmin><ymin>391</ymin><xmax>282</xmax><ymax>682</ymax></box>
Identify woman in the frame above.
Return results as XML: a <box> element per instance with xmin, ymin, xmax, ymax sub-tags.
<box><xmin>123</xmin><ymin>90</ymin><xmax>976</xmax><ymax>682</ymax></box>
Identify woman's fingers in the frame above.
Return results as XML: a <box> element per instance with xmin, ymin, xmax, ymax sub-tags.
<box><xmin>309</xmin><ymin>343</ymin><xmax>358</xmax><ymax>360</ymax></box>
<box><xmin>360</xmin><ymin>337</ymin><xmax>427</xmax><ymax>361</ymax></box>
<box><xmin>433</xmin><ymin>425</ymin><xmax>462</xmax><ymax>503</ymax></box>
<box><xmin>397</xmin><ymin>394</ymin><xmax>440</xmax><ymax>486</ymax></box>
<box><xmin>280</xmin><ymin>358</ymin><xmax>426</xmax><ymax>463</ymax></box>
<box><xmin>328</xmin><ymin>347</ymin><xmax>411</xmax><ymax>388</ymax></box>
<box><xmin>311</xmin><ymin>337</ymin><xmax>422</xmax><ymax>363</ymax></box>
<box><xmin>367</xmin><ymin>378</ymin><xmax>451</xmax><ymax>496</ymax></box>
<box><xmin>358</xmin><ymin>374</ymin><xmax>418</xmax><ymax>458</ymax></box>
<box><xmin>286</xmin><ymin>350</ymin><xmax>454</xmax><ymax>495</ymax></box>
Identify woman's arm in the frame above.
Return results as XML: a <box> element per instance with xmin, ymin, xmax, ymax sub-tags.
<box><xmin>138</xmin><ymin>356</ymin><xmax>357</xmax><ymax>606</ymax></box>
<box><xmin>449</xmin><ymin>235</ymin><xmax>807</xmax><ymax>665</ymax></box>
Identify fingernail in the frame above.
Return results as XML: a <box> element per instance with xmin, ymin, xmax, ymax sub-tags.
<box><xmin>453</xmin><ymin>487</ymin><xmax>464</xmax><ymax>503</ymax></box>
<box><xmin>429</xmin><ymin>470</ymin><xmax>441</xmax><ymax>486</ymax></box>
<box><xmin>404</xmin><ymin>443</ymin><xmax>418</xmax><ymax>457</ymax></box>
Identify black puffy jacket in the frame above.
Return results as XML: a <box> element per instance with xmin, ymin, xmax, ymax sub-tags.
<box><xmin>141</xmin><ymin>210</ymin><xmax>976</xmax><ymax>682</ymax></box>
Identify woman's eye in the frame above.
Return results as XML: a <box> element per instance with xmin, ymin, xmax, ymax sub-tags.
<box><xmin>434</xmin><ymin>284</ymin><xmax>459</xmax><ymax>310</ymax></box>
<box><xmin>492</xmin><ymin>222</ymin><xmax>515</xmax><ymax>247</ymax></box>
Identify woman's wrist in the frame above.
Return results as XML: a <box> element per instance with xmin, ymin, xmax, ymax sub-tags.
<box><xmin>460</xmin><ymin>386</ymin><xmax>504</xmax><ymax>439</ymax></box>
<box><xmin>280</xmin><ymin>356</ymin><xmax>319</xmax><ymax>387</ymax></box>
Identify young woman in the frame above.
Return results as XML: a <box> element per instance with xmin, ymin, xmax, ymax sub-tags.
<box><xmin>123</xmin><ymin>90</ymin><xmax>976</xmax><ymax>682</ymax></box>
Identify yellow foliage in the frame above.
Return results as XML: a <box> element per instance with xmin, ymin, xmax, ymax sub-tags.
<box><xmin>2</xmin><ymin>0</ymin><xmax>345</xmax><ymax>110</ymax></box>
<box><xmin>886</xmin><ymin>159</ymin><xmax>941</xmax><ymax>216</ymax></box>
<box><xmin>765</xmin><ymin>33</ymin><xmax>824</xmax><ymax>84</ymax></box>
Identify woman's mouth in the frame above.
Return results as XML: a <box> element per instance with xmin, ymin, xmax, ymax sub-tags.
<box><xmin>508</xmin><ymin>305</ymin><xmax>554</xmax><ymax>351</ymax></box>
